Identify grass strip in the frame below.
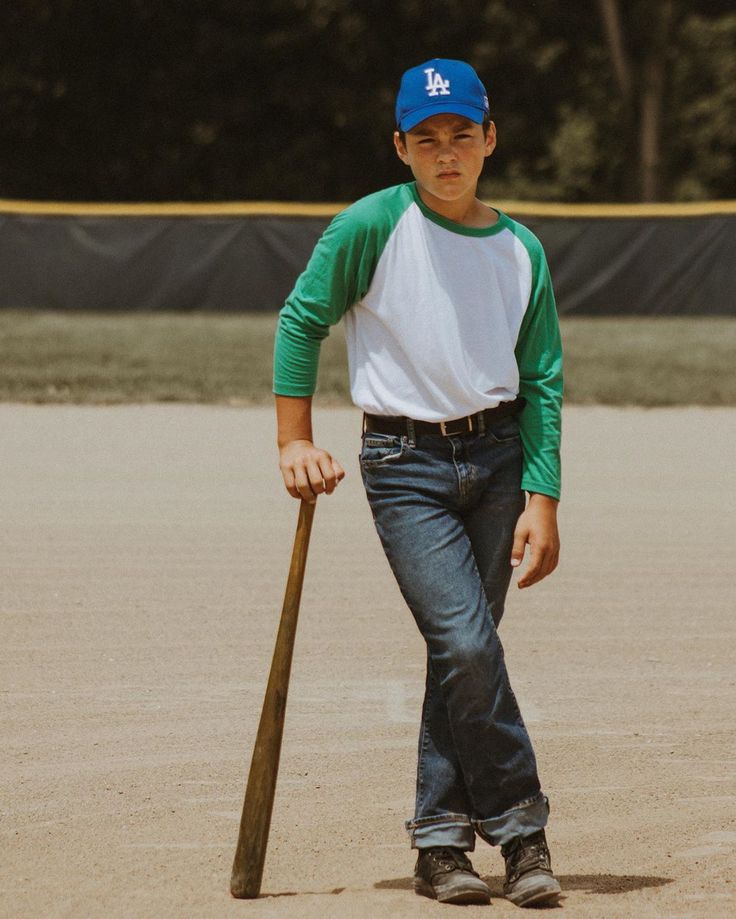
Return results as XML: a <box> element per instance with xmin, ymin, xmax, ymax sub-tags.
<box><xmin>0</xmin><ymin>311</ymin><xmax>734</xmax><ymax>406</ymax></box>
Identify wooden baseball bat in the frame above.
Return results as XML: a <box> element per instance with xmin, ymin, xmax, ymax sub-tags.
<box><xmin>230</xmin><ymin>498</ymin><xmax>316</xmax><ymax>899</ymax></box>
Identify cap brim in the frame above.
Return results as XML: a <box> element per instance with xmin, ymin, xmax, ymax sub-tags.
<box><xmin>398</xmin><ymin>102</ymin><xmax>486</xmax><ymax>132</ymax></box>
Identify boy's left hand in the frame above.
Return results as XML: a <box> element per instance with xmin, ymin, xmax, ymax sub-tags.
<box><xmin>511</xmin><ymin>493</ymin><xmax>560</xmax><ymax>589</ymax></box>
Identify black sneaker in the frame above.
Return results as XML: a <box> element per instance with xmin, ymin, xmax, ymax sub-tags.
<box><xmin>414</xmin><ymin>846</ymin><xmax>491</xmax><ymax>904</ymax></box>
<box><xmin>501</xmin><ymin>830</ymin><xmax>561</xmax><ymax>907</ymax></box>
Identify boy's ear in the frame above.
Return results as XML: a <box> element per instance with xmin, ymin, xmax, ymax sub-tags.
<box><xmin>393</xmin><ymin>130</ymin><xmax>410</xmax><ymax>165</ymax></box>
<box><xmin>485</xmin><ymin>121</ymin><xmax>497</xmax><ymax>157</ymax></box>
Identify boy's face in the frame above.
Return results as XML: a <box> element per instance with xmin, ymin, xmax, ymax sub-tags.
<box><xmin>393</xmin><ymin>114</ymin><xmax>496</xmax><ymax>207</ymax></box>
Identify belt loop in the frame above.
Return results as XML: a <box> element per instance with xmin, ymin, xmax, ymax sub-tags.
<box><xmin>362</xmin><ymin>412</ymin><xmax>367</xmax><ymax>434</ymax></box>
<box><xmin>406</xmin><ymin>417</ymin><xmax>416</xmax><ymax>447</ymax></box>
<box><xmin>477</xmin><ymin>409</ymin><xmax>486</xmax><ymax>437</ymax></box>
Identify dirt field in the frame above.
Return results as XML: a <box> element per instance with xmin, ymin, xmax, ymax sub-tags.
<box><xmin>2</xmin><ymin>405</ymin><xmax>734</xmax><ymax>919</ymax></box>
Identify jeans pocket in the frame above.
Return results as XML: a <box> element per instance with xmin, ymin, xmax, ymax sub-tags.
<box><xmin>486</xmin><ymin>416</ymin><xmax>521</xmax><ymax>444</ymax></box>
<box><xmin>359</xmin><ymin>432</ymin><xmax>407</xmax><ymax>468</ymax></box>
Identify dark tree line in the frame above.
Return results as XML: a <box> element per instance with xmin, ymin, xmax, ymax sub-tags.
<box><xmin>1</xmin><ymin>1</ymin><xmax>734</xmax><ymax>202</ymax></box>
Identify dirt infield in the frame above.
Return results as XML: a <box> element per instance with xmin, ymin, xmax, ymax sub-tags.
<box><xmin>2</xmin><ymin>405</ymin><xmax>734</xmax><ymax>918</ymax></box>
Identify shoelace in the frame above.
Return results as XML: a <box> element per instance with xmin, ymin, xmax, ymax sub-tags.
<box><xmin>426</xmin><ymin>847</ymin><xmax>474</xmax><ymax>875</ymax></box>
<box><xmin>503</xmin><ymin>835</ymin><xmax>552</xmax><ymax>883</ymax></box>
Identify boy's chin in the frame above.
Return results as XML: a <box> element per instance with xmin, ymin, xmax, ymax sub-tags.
<box><xmin>420</xmin><ymin>182</ymin><xmax>475</xmax><ymax>203</ymax></box>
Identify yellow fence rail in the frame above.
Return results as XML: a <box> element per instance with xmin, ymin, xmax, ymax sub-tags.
<box><xmin>1</xmin><ymin>198</ymin><xmax>735</xmax><ymax>218</ymax></box>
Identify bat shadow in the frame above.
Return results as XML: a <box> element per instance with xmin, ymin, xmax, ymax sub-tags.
<box><xmin>255</xmin><ymin>887</ymin><xmax>347</xmax><ymax>898</ymax></box>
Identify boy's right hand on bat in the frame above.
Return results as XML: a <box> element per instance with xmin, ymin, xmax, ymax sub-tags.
<box><xmin>278</xmin><ymin>439</ymin><xmax>345</xmax><ymax>503</ymax></box>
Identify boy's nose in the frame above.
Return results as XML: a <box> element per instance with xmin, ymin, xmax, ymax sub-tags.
<box><xmin>436</xmin><ymin>143</ymin><xmax>457</xmax><ymax>161</ymax></box>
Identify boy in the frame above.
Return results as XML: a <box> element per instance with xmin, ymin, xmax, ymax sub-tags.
<box><xmin>273</xmin><ymin>59</ymin><xmax>563</xmax><ymax>908</ymax></box>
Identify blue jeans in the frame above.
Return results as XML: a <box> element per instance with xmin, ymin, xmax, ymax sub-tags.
<box><xmin>359</xmin><ymin>413</ymin><xmax>549</xmax><ymax>851</ymax></box>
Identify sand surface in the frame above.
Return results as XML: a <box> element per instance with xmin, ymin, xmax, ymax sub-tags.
<box><xmin>1</xmin><ymin>405</ymin><xmax>735</xmax><ymax>918</ymax></box>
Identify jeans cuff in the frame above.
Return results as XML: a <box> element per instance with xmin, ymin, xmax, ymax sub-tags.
<box><xmin>473</xmin><ymin>792</ymin><xmax>550</xmax><ymax>847</ymax></box>
<box><xmin>405</xmin><ymin>813</ymin><xmax>476</xmax><ymax>851</ymax></box>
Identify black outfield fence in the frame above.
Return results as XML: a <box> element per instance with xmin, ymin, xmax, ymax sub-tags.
<box><xmin>1</xmin><ymin>198</ymin><xmax>735</xmax><ymax>315</ymax></box>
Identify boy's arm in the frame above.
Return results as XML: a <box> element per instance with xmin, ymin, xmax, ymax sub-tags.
<box><xmin>514</xmin><ymin>252</ymin><xmax>563</xmax><ymax>502</ymax></box>
<box><xmin>273</xmin><ymin>210</ymin><xmax>369</xmax><ymax>502</ymax></box>
<box><xmin>276</xmin><ymin>395</ymin><xmax>345</xmax><ymax>503</ymax></box>
<box><xmin>512</xmin><ymin>238</ymin><xmax>563</xmax><ymax>588</ymax></box>
<box><xmin>273</xmin><ymin>197</ymin><xmax>396</xmax><ymax>501</ymax></box>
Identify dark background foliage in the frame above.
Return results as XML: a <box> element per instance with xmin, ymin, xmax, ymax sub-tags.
<box><xmin>1</xmin><ymin>1</ymin><xmax>734</xmax><ymax>202</ymax></box>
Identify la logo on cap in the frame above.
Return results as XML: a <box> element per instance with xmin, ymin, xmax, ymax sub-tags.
<box><xmin>424</xmin><ymin>67</ymin><xmax>450</xmax><ymax>97</ymax></box>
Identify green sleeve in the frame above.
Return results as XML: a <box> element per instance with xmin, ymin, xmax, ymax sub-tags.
<box><xmin>513</xmin><ymin>228</ymin><xmax>563</xmax><ymax>500</ymax></box>
<box><xmin>273</xmin><ymin>186</ymin><xmax>409</xmax><ymax>396</ymax></box>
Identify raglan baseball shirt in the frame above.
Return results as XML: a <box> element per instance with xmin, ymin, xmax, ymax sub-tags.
<box><xmin>273</xmin><ymin>181</ymin><xmax>563</xmax><ymax>500</ymax></box>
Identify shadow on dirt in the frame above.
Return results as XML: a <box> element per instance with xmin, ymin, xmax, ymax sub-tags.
<box><xmin>375</xmin><ymin>874</ymin><xmax>674</xmax><ymax>895</ymax></box>
<box><xmin>257</xmin><ymin>887</ymin><xmax>347</xmax><ymax>898</ymax></box>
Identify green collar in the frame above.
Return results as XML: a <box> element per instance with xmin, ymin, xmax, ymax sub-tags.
<box><xmin>409</xmin><ymin>182</ymin><xmax>509</xmax><ymax>237</ymax></box>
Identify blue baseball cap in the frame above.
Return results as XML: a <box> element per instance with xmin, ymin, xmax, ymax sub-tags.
<box><xmin>395</xmin><ymin>58</ymin><xmax>490</xmax><ymax>132</ymax></box>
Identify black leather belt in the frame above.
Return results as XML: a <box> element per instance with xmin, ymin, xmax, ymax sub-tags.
<box><xmin>363</xmin><ymin>398</ymin><xmax>525</xmax><ymax>439</ymax></box>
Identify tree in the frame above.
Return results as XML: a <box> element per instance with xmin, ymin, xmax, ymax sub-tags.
<box><xmin>596</xmin><ymin>0</ymin><xmax>676</xmax><ymax>200</ymax></box>
<box><xmin>594</xmin><ymin>0</ymin><xmax>736</xmax><ymax>200</ymax></box>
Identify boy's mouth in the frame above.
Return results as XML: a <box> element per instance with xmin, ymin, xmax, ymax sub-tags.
<box><xmin>437</xmin><ymin>170</ymin><xmax>461</xmax><ymax>179</ymax></box>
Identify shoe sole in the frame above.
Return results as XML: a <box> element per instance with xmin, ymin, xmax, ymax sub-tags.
<box><xmin>505</xmin><ymin>874</ymin><xmax>562</xmax><ymax>907</ymax></box>
<box><xmin>414</xmin><ymin>876</ymin><xmax>492</xmax><ymax>905</ymax></box>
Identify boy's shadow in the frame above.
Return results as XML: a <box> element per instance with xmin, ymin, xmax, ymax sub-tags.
<box><xmin>375</xmin><ymin>873</ymin><xmax>673</xmax><ymax>899</ymax></box>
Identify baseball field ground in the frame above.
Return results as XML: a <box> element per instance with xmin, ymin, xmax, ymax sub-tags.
<box><xmin>2</xmin><ymin>401</ymin><xmax>734</xmax><ymax>918</ymax></box>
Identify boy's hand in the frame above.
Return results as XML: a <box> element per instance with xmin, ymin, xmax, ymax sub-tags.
<box><xmin>511</xmin><ymin>493</ymin><xmax>560</xmax><ymax>589</ymax></box>
<box><xmin>278</xmin><ymin>439</ymin><xmax>345</xmax><ymax>503</ymax></box>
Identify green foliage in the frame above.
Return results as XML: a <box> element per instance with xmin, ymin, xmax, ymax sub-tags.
<box><xmin>0</xmin><ymin>1</ymin><xmax>734</xmax><ymax>201</ymax></box>
<box><xmin>670</xmin><ymin>13</ymin><xmax>736</xmax><ymax>199</ymax></box>
<box><xmin>547</xmin><ymin>109</ymin><xmax>600</xmax><ymax>199</ymax></box>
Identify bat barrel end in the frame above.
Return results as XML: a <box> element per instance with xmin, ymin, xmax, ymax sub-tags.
<box><xmin>230</xmin><ymin>870</ymin><xmax>261</xmax><ymax>899</ymax></box>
